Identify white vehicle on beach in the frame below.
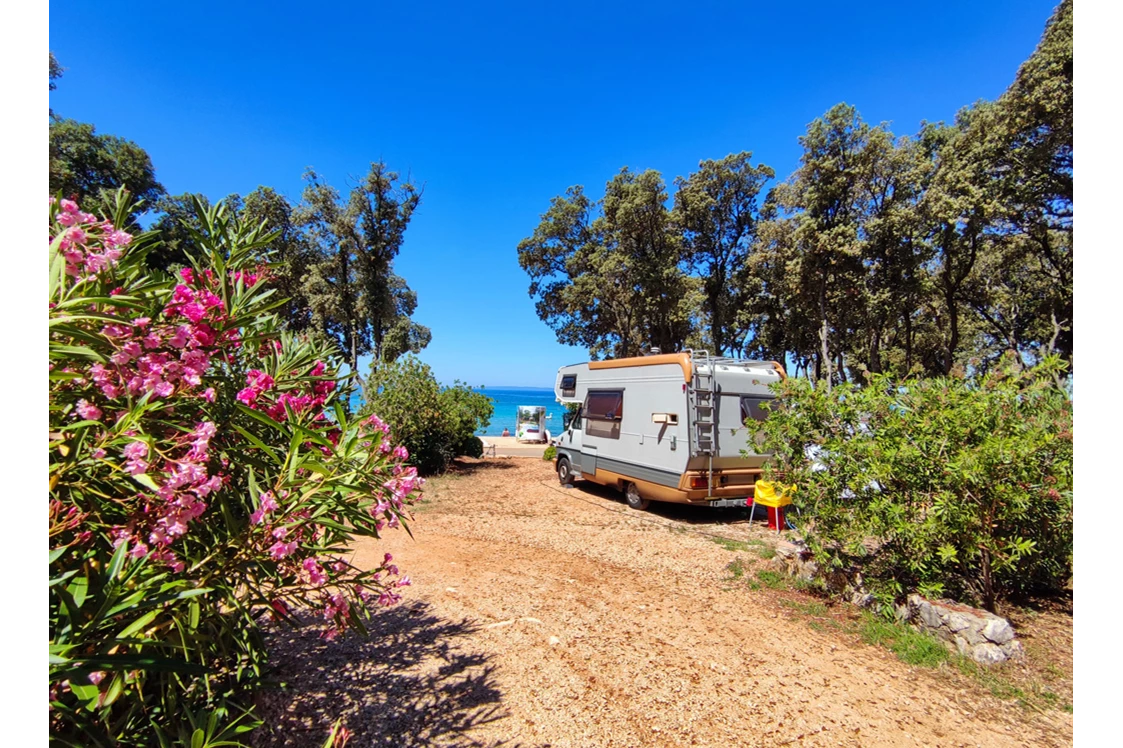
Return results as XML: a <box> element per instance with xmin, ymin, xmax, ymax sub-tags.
<box><xmin>552</xmin><ymin>350</ymin><xmax>786</xmax><ymax>509</ymax></box>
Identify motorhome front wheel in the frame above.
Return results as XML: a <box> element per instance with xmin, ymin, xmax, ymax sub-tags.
<box><xmin>557</xmin><ymin>457</ymin><xmax>575</xmax><ymax>486</ymax></box>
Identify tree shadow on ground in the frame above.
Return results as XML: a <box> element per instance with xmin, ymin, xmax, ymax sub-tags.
<box><xmin>442</xmin><ymin>457</ymin><xmax>521</xmax><ymax>478</ymax></box>
<box><xmin>252</xmin><ymin>600</ymin><xmax>521</xmax><ymax>748</ymax></box>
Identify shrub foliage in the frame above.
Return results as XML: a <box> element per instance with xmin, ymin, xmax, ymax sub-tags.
<box><xmin>750</xmin><ymin>356</ymin><xmax>1072</xmax><ymax>612</ymax></box>
<box><xmin>362</xmin><ymin>355</ymin><xmax>493</xmax><ymax>474</ymax></box>
<box><xmin>49</xmin><ymin>195</ymin><xmax>421</xmax><ymax>745</ymax></box>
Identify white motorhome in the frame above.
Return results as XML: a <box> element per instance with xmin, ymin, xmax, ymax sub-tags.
<box><xmin>552</xmin><ymin>351</ymin><xmax>786</xmax><ymax>509</ymax></box>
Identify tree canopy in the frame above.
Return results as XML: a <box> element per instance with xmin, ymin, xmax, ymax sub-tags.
<box><xmin>517</xmin><ymin>0</ymin><xmax>1072</xmax><ymax>381</ymax></box>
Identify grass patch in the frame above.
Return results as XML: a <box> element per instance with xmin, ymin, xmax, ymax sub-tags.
<box><xmin>708</xmin><ymin>536</ymin><xmax>764</xmax><ymax>553</ymax></box>
<box><xmin>754</xmin><ymin>546</ymin><xmax>776</xmax><ymax>560</ymax></box>
<box><xmin>725</xmin><ymin>558</ymin><xmax>747</xmax><ymax>581</ymax></box>
<box><xmin>756</xmin><ymin>570</ymin><xmax>788</xmax><ymax>590</ymax></box>
<box><xmin>859</xmin><ymin>613</ymin><xmax>951</xmax><ymax>668</ymax></box>
<box><xmin>954</xmin><ymin>657</ymin><xmax>1069</xmax><ymax>711</ymax></box>
<box><xmin>779</xmin><ymin>598</ymin><xmax>829</xmax><ymax>617</ymax></box>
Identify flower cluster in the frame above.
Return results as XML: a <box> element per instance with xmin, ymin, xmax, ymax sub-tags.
<box><xmin>81</xmin><ymin>269</ymin><xmax>241</xmax><ymax>405</ymax></box>
<box><xmin>109</xmin><ymin>421</ymin><xmax>223</xmax><ymax>572</ymax></box>
<box><xmin>51</xmin><ymin>198</ymin><xmax>133</xmax><ymax>280</ymax></box>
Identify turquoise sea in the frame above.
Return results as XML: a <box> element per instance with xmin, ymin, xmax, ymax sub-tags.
<box><xmin>473</xmin><ymin>387</ymin><xmax>569</xmax><ymax>437</ymax></box>
<box><xmin>350</xmin><ymin>386</ymin><xmax>569</xmax><ymax>438</ymax></box>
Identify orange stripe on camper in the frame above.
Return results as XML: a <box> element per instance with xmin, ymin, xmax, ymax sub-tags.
<box><xmin>588</xmin><ymin>353</ymin><xmax>693</xmax><ymax>383</ymax></box>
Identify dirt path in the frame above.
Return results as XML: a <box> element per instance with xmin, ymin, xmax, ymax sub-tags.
<box><xmin>254</xmin><ymin>458</ymin><xmax>1072</xmax><ymax>747</ymax></box>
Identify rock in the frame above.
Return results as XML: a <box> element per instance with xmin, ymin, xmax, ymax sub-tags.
<box><xmin>945</xmin><ymin>612</ymin><xmax>972</xmax><ymax>633</ymax></box>
<box><xmin>918</xmin><ymin>601</ymin><xmax>943</xmax><ymax>629</ymax></box>
<box><xmin>954</xmin><ymin>636</ymin><xmax>971</xmax><ymax>656</ymax></box>
<box><xmin>1000</xmin><ymin>640</ymin><xmax>1025</xmax><ymax>661</ymax></box>
<box><xmin>971</xmin><ymin>642</ymin><xmax>1006</xmax><ymax>665</ymax></box>
<box><xmin>851</xmin><ymin>592</ymin><xmax>875</xmax><ymax>608</ymax></box>
<box><xmin>959</xmin><ymin>625</ymin><xmax>985</xmax><ymax>646</ymax></box>
<box><xmin>982</xmin><ymin>617</ymin><xmax>1015</xmax><ymax>645</ymax></box>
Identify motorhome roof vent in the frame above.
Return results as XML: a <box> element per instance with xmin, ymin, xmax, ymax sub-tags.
<box><xmin>647</xmin><ymin>347</ymin><xmax>662</xmax><ymax>356</ymax></box>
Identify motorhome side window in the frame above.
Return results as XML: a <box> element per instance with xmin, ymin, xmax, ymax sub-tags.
<box><xmin>740</xmin><ymin>396</ymin><xmax>773</xmax><ymax>424</ymax></box>
<box><xmin>584</xmin><ymin>390</ymin><xmax>623</xmax><ymax>439</ymax></box>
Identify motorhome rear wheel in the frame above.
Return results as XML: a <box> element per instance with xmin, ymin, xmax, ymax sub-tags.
<box><xmin>624</xmin><ymin>482</ymin><xmax>650</xmax><ymax>511</ymax></box>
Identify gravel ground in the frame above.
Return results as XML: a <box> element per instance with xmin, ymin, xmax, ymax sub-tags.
<box><xmin>252</xmin><ymin>457</ymin><xmax>1073</xmax><ymax>747</ymax></box>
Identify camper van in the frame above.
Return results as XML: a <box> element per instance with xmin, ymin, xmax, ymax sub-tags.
<box><xmin>552</xmin><ymin>350</ymin><xmax>786</xmax><ymax>509</ymax></box>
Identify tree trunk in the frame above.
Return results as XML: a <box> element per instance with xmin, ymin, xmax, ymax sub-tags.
<box><xmin>980</xmin><ymin>546</ymin><xmax>996</xmax><ymax>614</ymax></box>
<box><xmin>819</xmin><ymin>279</ymin><xmax>832</xmax><ymax>390</ymax></box>
<box><xmin>944</xmin><ymin>290</ymin><xmax>958</xmax><ymax>376</ymax></box>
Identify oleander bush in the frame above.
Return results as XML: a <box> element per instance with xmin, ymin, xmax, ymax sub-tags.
<box><xmin>49</xmin><ymin>194</ymin><xmax>421</xmax><ymax>746</ymax></box>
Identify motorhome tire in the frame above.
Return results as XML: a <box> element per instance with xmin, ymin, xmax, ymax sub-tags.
<box><xmin>624</xmin><ymin>482</ymin><xmax>650</xmax><ymax>511</ymax></box>
<box><xmin>557</xmin><ymin>457</ymin><xmax>575</xmax><ymax>486</ymax></box>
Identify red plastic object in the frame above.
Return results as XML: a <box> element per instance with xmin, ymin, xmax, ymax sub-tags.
<box><xmin>767</xmin><ymin>506</ymin><xmax>786</xmax><ymax>530</ymax></box>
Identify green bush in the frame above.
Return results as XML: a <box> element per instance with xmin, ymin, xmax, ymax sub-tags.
<box><xmin>363</xmin><ymin>356</ymin><xmax>493</xmax><ymax>474</ymax></box>
<box><xmin>543</xmin><ymin>445</ymin><xmax>556</xmax><ymax>461</ymax></box>
<box><xmin>461</xmin><ymin>436</ymin><xmax>485</xmax><ymax>459</ymax></box>
<box><xmin>749</xmin><ymin>355</ymin><xmax>1072</xmax><ymax>612</ymax></box>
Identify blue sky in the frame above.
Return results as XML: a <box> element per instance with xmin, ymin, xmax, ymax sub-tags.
<box><xmin>48</xmin><ymin>0</ymin><xmax>1060</xmax><ymax>387</ymax></box>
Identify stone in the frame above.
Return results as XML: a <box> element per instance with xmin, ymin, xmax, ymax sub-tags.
<box><xmin>1000</xmin><ymin>640</ymin><xmax>1025</xmax><ymax>660</ymax></box>
<box><xmin>972</xmin><ymin>642</ymin><xmax>1006</xmax><ymax>665</ymax></box>
<box><xmin>981</xmin><ymin>617</ymin><xmax>1015</xmax><ymax>645</ymax></box>
<box><xmin>945</xmin><ymin>612</ymin><xmax>973</xmax><ymax>633</ymax></box>
<box><xmin>959</xmin><ymin>624</ymin><xmax>985</xmax><ymax>646</ymax></box>
<box><xmin>918</xmin><ymin>601</ymin><xmax>943</xmax><ymax>629</ymax></box>
<box><xmin>851</xmin><ymin>592</ymin><xmax>874</xmax><ymax>608</ymax></box>
<box><xmin>954</xmin><ymin>636</ymin><xmax>971</xmax><ymax>656</ymax></box>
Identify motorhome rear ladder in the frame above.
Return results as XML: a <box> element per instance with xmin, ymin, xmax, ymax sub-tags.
<box><xmin>688</xmin><ymin>350</ymin><xmax>716</xmax><ymax>458</ymax></box>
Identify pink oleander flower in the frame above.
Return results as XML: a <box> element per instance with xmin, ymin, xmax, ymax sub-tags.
<box><xmin>88</xmin><ymin>671</ymin><xmax>106</xmax><ymax>685</ymax></box>
<box><xmin>75</xmin><ymin>399</ymin><xmax>102</xmax><ymax>421</ymax></box>
<box><xmin>303</xmin><ymin>558</ymin><xmax>327</xmax><ymax>585</ymax></box>
<box><xmin>202</xmin><ymin>387</ymin><xmax>216</xmax><ymax>403</ymax></box>
<box><xmin>269</xmin><ymin>540</ymin><xmax>298</xmax><ymax>560</ymax></box>
<box><xmin>236</xmin><ymin>387</ymin><xmax>258</xmax><ymax>406</ymax></box>
<box><xmin>393</xmin><ymin>445</ymin><xmax>409</xmax><ymax>460</ymax></box>
<box><xmin>123</xmin><ymin>441</ymin><xmax>148</xmax><ymax>461</ymax></box>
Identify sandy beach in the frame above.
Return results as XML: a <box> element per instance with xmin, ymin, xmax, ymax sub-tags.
<box><xmin>479</xmin><ymin>435</ymin><xmax>551</xmax><ymax>457</ymax></box>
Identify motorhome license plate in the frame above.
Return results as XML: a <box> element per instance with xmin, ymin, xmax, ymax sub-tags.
<box><xmin>708</xmin><ymin>498</ymin><xmax>750</xmax><ymax>508</ymax></box>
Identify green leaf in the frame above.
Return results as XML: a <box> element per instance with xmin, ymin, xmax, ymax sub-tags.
<box><xmin>116</xmin><ymin>609</ymin><xmax>159</xmax><ymax>640</ymax></box>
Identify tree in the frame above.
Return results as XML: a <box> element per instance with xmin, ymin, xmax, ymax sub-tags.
<box><xmin>241</xmin><ymin>186</ymin><xmax>317</xmax><ymax>331</ymax></box>
<box><xmin>147</xmin><ymin>192</ymin><xmax>213</xmax><ymax>270</ymax></box>
<box><xmin>49</xmin><ymin>51</ymin><xmax>64</xmax><ymax>120</ymax></box>
<box><xmin>49</xmin><ymin>118</ymin><xmax>165</xmax><ymax>212</ymax></box>
<box><xmin>759</xmin><ymin>104</ymin><xmax>878</xmax><ymax>385</ymax></box>
<box><xmin>49</xmin><ymin>54</ymin><xmax>165</xmax><ymax>223</ymax></box>
<box><xmin>673</xmin><ymin>152</ymin><xmax>774</xmax><ymax>355</ymax></box>
<box><xmin>298</xmin><ymin>163</ymin><xmax>429</xmax><ymax>387</ymax></box>
<box><xmin>970</xmin><ymin>0</ymin><xmax>1073</xmax><ymax>367</ymax></box>
<box><xmin>518</xmin><ymin>169</ymin><xmax>695</xmax><ymax>359</ymax></box>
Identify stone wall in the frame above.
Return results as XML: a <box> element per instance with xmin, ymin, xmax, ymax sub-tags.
<box><xmin>768</xmin><ymin>541</ymin><xmax>1023</xmax><ymax>665</ymax></box>
<box><xmin>899</xmin><ymin>595</ymin><xmax>1023</xmax><ymax>664</ymax></box>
